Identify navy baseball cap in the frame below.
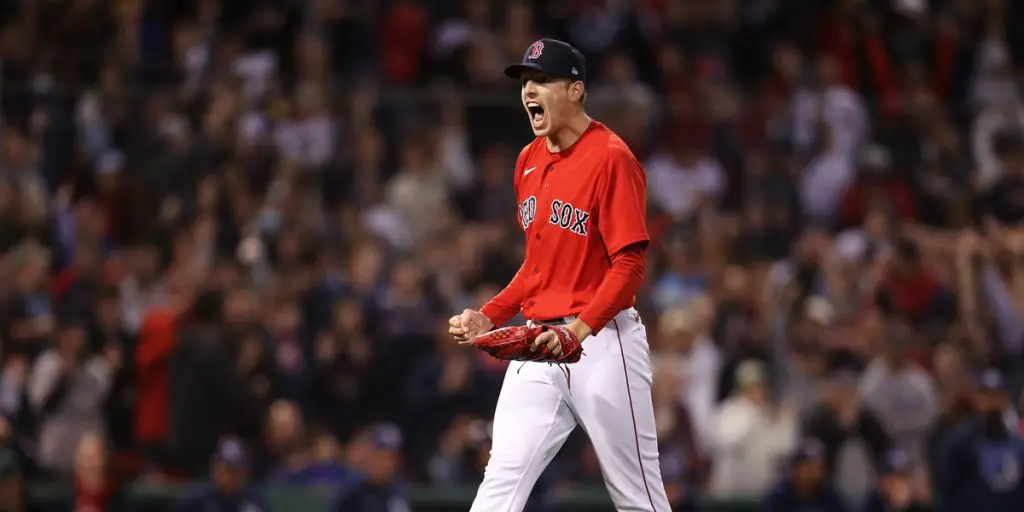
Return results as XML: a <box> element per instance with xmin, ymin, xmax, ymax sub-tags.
<box><xmin>977</xmin><ymin>368</ymin><xmax>1005</xmax><ymax>392</ymax></box>
<box><xmin>213</xmin><ymin>437</ymin><xmax>248</xmax><ymax>467</ymax></box>
<box><xmin>878</xmin><ymin>449</ymin><xmax>912</xmax><ymax>475</ymax></box>
<box><xmin>370</xmin><ymin>423</ymin><xmax>403</xmax><ymax>451</ymax></box>
<box><xmin>504</xmin><ymin>39</ymin><xmax>587</xmax><ymax>84</ymax></box>
<box><xmin>789</xmin><ymin>438</ymin><xmax>825</xmax><ymax>465</ymax></box>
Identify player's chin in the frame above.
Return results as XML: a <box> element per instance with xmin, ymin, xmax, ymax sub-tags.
<box><xmin>530</xmin><ymin>122</ymin><xmax>552</xmax><ymax>137</ymax></box>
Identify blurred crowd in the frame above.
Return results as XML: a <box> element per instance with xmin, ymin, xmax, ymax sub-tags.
<box><xmin>0</xmin><ymin>0</ymin><xmax>1021</xmax><ymax>510</ymax></box>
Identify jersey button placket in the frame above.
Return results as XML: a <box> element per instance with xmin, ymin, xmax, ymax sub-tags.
<box><xmin>535</xmin><ymin>164</ymin><xmax>553</xmax><ymax>240</ymax></box>
<box><xmin>530</xmin><ymin>163</ymin><xmax>553</xmax><ymax>295</ymax></box>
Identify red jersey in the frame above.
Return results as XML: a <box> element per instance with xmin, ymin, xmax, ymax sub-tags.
<box><xmin>482</xmin><ymin>121</ymin><xmax>649</xmax><ymax>324</ymax></box>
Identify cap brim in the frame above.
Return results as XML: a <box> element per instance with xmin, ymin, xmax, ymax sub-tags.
<box><xmin>504</xmin><ymin>63</ymin><xmax>577</xmax><ymax>81</ymax></box>
<box><xmin>504</xmin><ymin>63</ymin><xmax>547</xmax><ymax>79</ymax></box>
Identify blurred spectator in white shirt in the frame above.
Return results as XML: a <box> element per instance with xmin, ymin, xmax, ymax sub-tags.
<box><xmin>385</xmin><ymin>136</ymin><xmax>453</xmax><ymax>245</ymax></box>
<box><xmin>273</xmin><ymin>82</ymin><xmax>337</xmax><ymax>168</ymax></box>
<box><xmin>859</xmin><ymin>317</ymin><xmax>938</xmax><ymax>461</ymax></box>
<box><xmin>233</xmin><ymin>49</ymin><xmax>277</xmax><ymax>103</ymax></box>
<box><xmin>655</xmin><ymin>304</ymin><xmax>721</xmax><ymax>454</ymax></box>
<box><xmin>968</xmin><ymin>22</ymin><xmax>1020</xmax><ymax>114</ymax></box>
<box><xmin>647</xmin><ymin>132</ymin><xmax>725</xmax><ymax>223</ymax></box>
<box><xmin>791</xmin><ymin>55</ymin><xmax>869</xmax><ymax>157</ymax></box>
<box><xmin>971</xmin><ymin>103</ymin><xmax>1024</xmax><ymax>191</ymax></box>
<box><xmin>436</xmin><ymin>99</ymin><xmax>475</xmax><ymax>193</ymax></box>
<box><xmin>709</xmin><ymin>360</ymin><xmax>798</xmax><ymax>498</ymax></box>
<box><xmin>799</xmin><ymin>123</ymin><xmax>855</xmax><ymax>227</ymax></box>
<box><xmin>29</xmin><ymin>322</ymin><xmax>115</xmax><ymax>476</ymax></box>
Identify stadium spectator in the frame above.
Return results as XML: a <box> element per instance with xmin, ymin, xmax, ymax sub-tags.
<box><xmin>802</xmin><ymin>365</ymin><xmax>891</xmax><ymax>499</ymax></box>
<box><xmin>760</xmin><ymin>438</ymin><xmax>849</xmax><ymax>512</ymax></box>
<box><xmin>166</xmin><ymin>289</ymin><xmax>252</xmax><ymax>478</ymax></box>
<box><xmin>859</xmin><ymin>315</ymin><xmax>939</xmax><ymax>461</ymax></box>
<box><xmin>27</xmin><ymin>319</ymin><xmax>114</xmax><ymax>477</ymax></box>
<box><xmin>936</xmin><ymin>369</ymin><xmax>1024</xmax><ymax>511</ymax></box>
<box><xmin>334</xmin><ymin>423</ymin><xmax>410</xmax><ymax>512</ymax></box>
<box><xmin>73</xmin><ymin>432</ymin><xmax>120</xmax><ymax>512</ymax></box>
<box><xmin>271</xmin><ymin>426</ymin><xmax>356</xmax><ymax>488</ymax></box>
<box><xmin>709</xmin><ymin>359</ymin><xmax>798</xmax><ymax>498</ymax></box>
<box><xmin>177</xmin><ymin>437</ymin><xmax>267</xmax><ymax>512</ymax></box>
<box><xmin>655</xmin><ymin>304</ymin><xmax>721</xmax><ymax>455</ymax></box>
<box><xmin>257</xmin><ymin>399</ymin><xmax>306</xmax><ymax>480</ymax></box>
<box><xmin>862</xmin><ymin>449</ymin><xmax>934</xmax><ymax>512</ymax></box>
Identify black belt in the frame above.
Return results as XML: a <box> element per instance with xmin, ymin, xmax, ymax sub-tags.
<box><xmin>537</xmin><ymin>308</ymin><xmax>632</xmax><ymax>326</ymax></box>
<box><xmin>535</xmin><ymin>316</ymin><xmax>575</xmax><ymax>326</ymax></box>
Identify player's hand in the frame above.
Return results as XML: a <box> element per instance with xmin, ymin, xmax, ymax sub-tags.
<box><xmin>449</xmin><ymin>309</ymin><xmax>493</xmax><ymax>343</ymax></box>
<box><xmin>531</xmin><ymin>320</ymin><xmax>591</xmax><ymax>355</ymax></box>
<box><xmin>531</xmin><ymin>330</ymin><xmax>562</xmax><ymax>356</ymax></box>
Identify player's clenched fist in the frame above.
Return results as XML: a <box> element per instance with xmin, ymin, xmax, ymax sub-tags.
<box><xmin>531</xmin><ymin>329</ymin><xmax>564</xmax><ymax>356</ymax></box>
<box><xmin>448</xmin><ymin>309</ymin><xmax>493</xmax><ymax>342</ymax></box>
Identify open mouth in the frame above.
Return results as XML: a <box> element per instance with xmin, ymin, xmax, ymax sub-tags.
<box><xmin>526</xmin><ymin>102</ymin><xmax>545</xmax><ymax>127</ymax></box>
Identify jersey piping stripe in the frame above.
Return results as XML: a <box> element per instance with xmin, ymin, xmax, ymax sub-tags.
<box><xmin>612</xmin><ymin>318</ymin><xmax>659</xmax><ymax>511</ymax></box>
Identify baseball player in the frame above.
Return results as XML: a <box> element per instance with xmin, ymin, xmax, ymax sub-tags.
<box><xmin>449</xmin><ymin>38</ymin><xmax>671</xmax><ymax>511</ymax></box>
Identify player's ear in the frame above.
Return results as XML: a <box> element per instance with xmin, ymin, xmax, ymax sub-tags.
<box><xmin>569</xmin><ymin>81</ymin><xmax>585</xmax><ymax>104</ymax></box>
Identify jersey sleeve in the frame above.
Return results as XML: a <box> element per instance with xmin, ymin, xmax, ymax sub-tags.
<box><xmin>479</xmin><ymin>144</ymin><xmax>535</xmax><ymax>327</ymax></box>
<box><xmin>597</xmin><ymin>146</ymin><xmax>650</xmax><ymax>256</ymax></box>
<box><xmin>577</xmin><ymin>244</ymin><xmax>646</xmax><ymax>331</ymax></box>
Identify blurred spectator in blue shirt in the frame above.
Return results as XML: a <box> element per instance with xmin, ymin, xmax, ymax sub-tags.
<box><xmin>178</xmin><ymin>437</ymin><xmax>267</xmax><ymax>512</ymax></box>
<box><xmin>936</xmin><ymin>369</ymin><xmax>1024</xmax><ymax>512</ymax></box>
<box><xmin>862</xmin><ymin>449</ymin><xmax>934</xmax><ymax>512</ymax></box>
<box><xmin>272</xmin><ymin>427</ymin><xmax>357</xmax><ymax>490</ymax></box>
<box><xmin>334</xmin><ymin>423</ymin><xmax>411</xmax><ymax>512</ymax></box>
<box><xmin>761</xmin><ymin>438</ymin><xmax>849</xmax><ymax>512</ymax></box>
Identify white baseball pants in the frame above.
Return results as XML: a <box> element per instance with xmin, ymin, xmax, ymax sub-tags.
<box><xmin>470</xmin><ymin>307</ymin><xmax>671</xmax><ymax>511</ymax></box>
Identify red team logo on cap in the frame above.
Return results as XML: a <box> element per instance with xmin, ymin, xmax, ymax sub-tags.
<box><xmin>528</xmin><ymin>41</ymin><xmax>544</xmax><ymax>59</ymax></box>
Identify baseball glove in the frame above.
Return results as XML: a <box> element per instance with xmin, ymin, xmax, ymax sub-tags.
<box><xmin>470</xmin><ymin>325</ymin><xmax>583</xmax><ymax>363</ymax></box>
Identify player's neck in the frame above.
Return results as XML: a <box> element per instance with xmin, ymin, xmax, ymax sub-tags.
<box><xmin>546</xmin><ymin>112</ymin><xmax>592</xmax><ymax>153</ymax></box>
